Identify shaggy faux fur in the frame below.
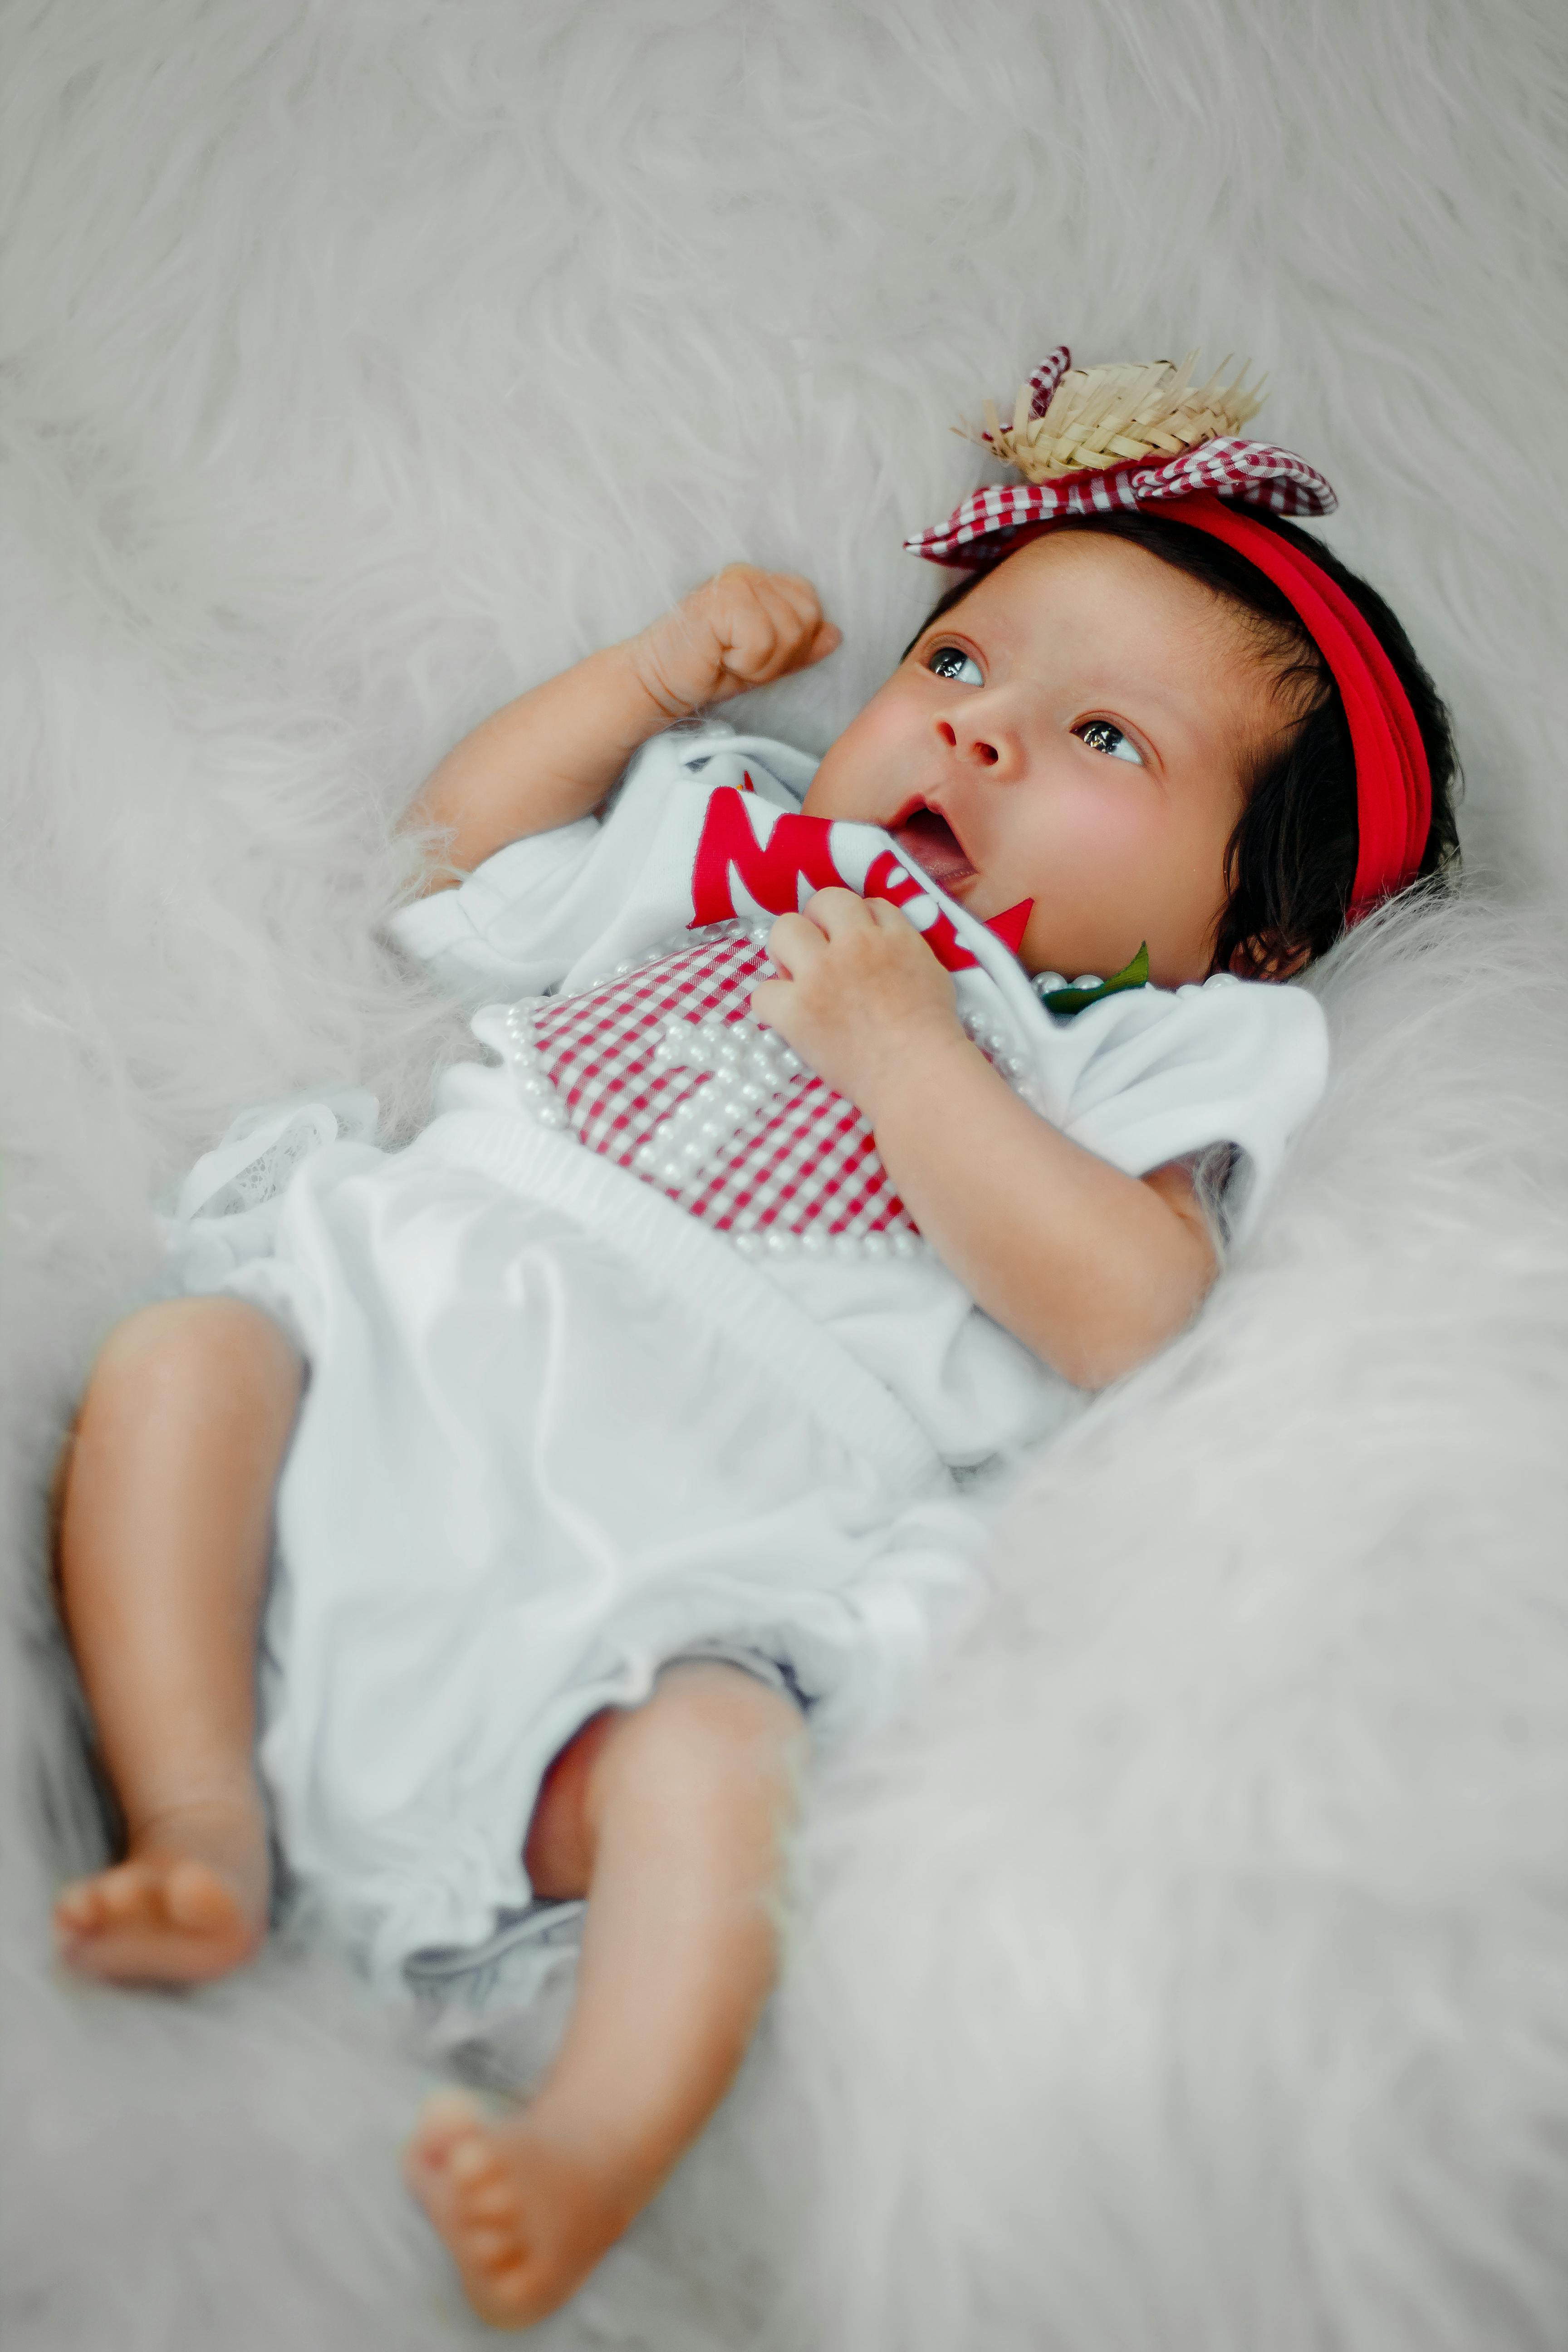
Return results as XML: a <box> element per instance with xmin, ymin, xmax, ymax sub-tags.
<box><xmin>3</xmin><ymin>3</ymin><xmax>1566</xmax><ymax>2345</ymax></box>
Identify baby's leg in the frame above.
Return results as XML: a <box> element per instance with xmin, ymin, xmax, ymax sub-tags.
<box><xmin>52</xmin><ymin>1297</ymin><xmax>302</xmax><ymax>1984</ymax></box>
<box><xmin>406</xmin><ymin>1659</ymin><xmax>806</xmax><ymax>2328</ymax></box>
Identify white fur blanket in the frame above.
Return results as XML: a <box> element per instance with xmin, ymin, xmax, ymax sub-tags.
<box><xmin>3</xmin><ymin>5</ymin><xmax>1565</xmax><ymax>2345</ymax></box>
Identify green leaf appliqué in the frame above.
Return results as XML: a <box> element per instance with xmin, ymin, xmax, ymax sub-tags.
<box><xmin>1040</xmin><ymin>941</ymin><xmax>1150</xmax><ymax>1017</ymax></box>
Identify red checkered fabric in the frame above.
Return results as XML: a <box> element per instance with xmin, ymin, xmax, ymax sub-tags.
<box><xmin>1023</xmin><ymin>346</ymin><xmax>1072</xmax><ymax>418</ymax></box>
<box><xmin>527</xmin><ymin>925</ymin><xmax>919</xmax><ymax>1242</ymax></box>
<box><xmin>906</xmin><ymin>436</ymin><xmax>1337</xmax><ymax>568</ymax></box>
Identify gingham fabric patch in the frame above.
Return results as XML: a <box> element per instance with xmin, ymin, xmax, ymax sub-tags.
<box><xmin>906</xmin><ymin>436</ymin><xmax>1337</xmax><ymax>568</ymax></box>
<box><xmin>513</xmin><ymin>924</ymin><xmax>921</xmax><ymax>1253</ymax></box>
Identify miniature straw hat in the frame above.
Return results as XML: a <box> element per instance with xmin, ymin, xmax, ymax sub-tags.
<box><xmin>907</xmin><ymin>346</ymin><xmax>1336</xmax><ymax>567</ymax></box>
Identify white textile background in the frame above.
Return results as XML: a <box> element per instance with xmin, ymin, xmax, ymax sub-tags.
<box><xmin>2</xmin><ymin>3</ymin><xmax>1565</xmax><ymax>2346</ymax></box>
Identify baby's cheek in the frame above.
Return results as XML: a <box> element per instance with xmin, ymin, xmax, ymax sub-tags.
<box><xmin>803</xmin><ymin>690</ymin><xmax>913</xmax><ymax>821</ymax></box>
<box><xmin>1060</xmin><ymin>777</ymin><xmax>1150</xmax><ymax>853</ymax></box>
<box><xmin>1019</xmin><ymin>780</ymin><xmax>1159</xmax><ymax>897</ymax></box>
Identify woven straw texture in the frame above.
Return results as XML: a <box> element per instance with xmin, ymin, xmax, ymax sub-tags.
<box><xmin>978</xmin><ymin>351</ymin><xmax>1267</xmax><ymax>481</ymax></box>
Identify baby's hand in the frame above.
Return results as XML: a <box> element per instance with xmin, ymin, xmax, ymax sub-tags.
<box><xmin>751</xmin><ymin>890</ymin><xmax>967</xmax><ymax>1121</ymax></box>
<box><xmin>630</xmin><ymin>565</ymin><xmax>840</xmax><ymax>720</ymax></box>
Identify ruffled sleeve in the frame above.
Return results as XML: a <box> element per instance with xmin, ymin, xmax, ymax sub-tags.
<box><xmin>386</xmin><ymin>817</ymin><xmax>604</xmax><ymax>1001</ymax></box>
<box><xmin>385</xmin><ymin>724</ymin><xmax>818</xmax><ymax>1004</ymax></box>
<box><xmin>1032</xmin><ymin>973</ymin><xmax>1329</xmax><ymax>1242</ymax></box>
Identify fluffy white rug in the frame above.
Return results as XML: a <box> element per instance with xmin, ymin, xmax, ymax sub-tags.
<box><xmin>3</xmin><ymin>3</ymin><xmax>1565</xmax><ymax>2344</ymax></box>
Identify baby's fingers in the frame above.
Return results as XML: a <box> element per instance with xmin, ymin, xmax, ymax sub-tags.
<box><xmin>764</xmin><ymin>907</ymin><xmax>833</xmax><ymax>979</ymax></box>
<box><xmin>797</xmin><ymin>887</ymin><xmax>879</xmax><ymax>939</ymax></box>
<box><xmin>767</xmin><ymin>575</ymin><xmax>841</xmax><ymax>675</ymax></box>
<box><xmin>802</xmin><ymin>617</ymin><xmax>842</xmax><ymax>671</ymax></box>
<box><xmin>717</xmin><ymin>568</ymin><xmax>837</xmax><ymax>688</ymax></box>
<box><xmin>749</xmin><ymin>974</ymin><xmax>791</xmax><ymax>1030</ymax></box>
<box><xmin>768</xmin><ymin>569</ymin><xmax>838</xmax><ymax>653</ymax></box>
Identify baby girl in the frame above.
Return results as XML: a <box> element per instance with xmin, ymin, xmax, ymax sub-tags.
<box><xmin>51</xmin><ymin>357</ymin><xmax>1456</xmax><ymax>2326</ymax></box>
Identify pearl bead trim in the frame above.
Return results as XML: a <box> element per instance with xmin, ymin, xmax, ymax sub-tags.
<box><xmin>501</xmin><ymin>998</ymin><xmax>569</xmax><ymax>1128</ymax></box>
<box><xmin>728</xmin><ymin>1224</ymin><xmax>923</xmax><ymax>1264</ymax></box>
<box><xmin>959</xmin><ymin>1005</ymin><xmax>1030</xmax><ymax>1081</ymax></box>
<box><xmin>634</xmin><ymin>1006</ymin><xmax>805</xmax><ymax>1188</ymax></box>
<box><xmin>497</xmin><ymin>920</ymin><xmax>946</xmax><ymax>1266</ymax></box>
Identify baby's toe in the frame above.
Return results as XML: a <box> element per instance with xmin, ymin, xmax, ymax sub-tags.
<box><xmin>99</xmin><ymin>1864</ymin><xmax>159</xmax><ymax>1924</ymax></box>
<box><xmin>163</xmin><ymin>1860</ymin><xmax>235</xmax><ymax>1932</ymax></box>
<box><xmin>462</xmin><ymin>2177</ymin><xmax>519</xmax><ymax>2223</ymax></box>
<box><xmin>448</xmin><ymin>2136</ymin><xmax>499</xmax><ymax>2187</ymax></box>
<box><xmin>486</xmin><ymin>2263</ymin><xmax>535</xmax><ymax>2317</ymax></box>
<box><xmin>409</xmin><ymin>2090</ymin><xmax>486</xmax><ymax>2168</ymax></box>
<box><xmin>54</xmin><ymin>1880</ymin><xmax>104</xmax><ymax>1933</ymax></box>
<box><xmin>458</xmin><ymin>2221</ymin><xmax>519</xmax><ymax>2267</ymax></box>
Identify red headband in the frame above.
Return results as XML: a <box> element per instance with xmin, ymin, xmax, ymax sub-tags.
<box><xmin>1146</xmin><ymin>496</ymin><xmax>1431</xmax><ymax>914</ymax></box>
<box><xmin>907</xmin><ymin>365</ymin><xmax>1433</xmax><ymax>914</ymax></box>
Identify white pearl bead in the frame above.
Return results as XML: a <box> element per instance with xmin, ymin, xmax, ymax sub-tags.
<box><xmin>893</xmin><ymin>1232</ymin><xmax>918</xmax><ymax>1259</ymax></box>
<box><xmin>863</xmin><ymin>1233</ymin><xmax>889</xmax><ymax>1259</ymax></box>
<box><xmin>1072</xmin><ymin>975</ymin><xmax>1102</xmax><ymax>992</ymax></box>
<box><xmin>765</xmin><ymin>1229</ymin><xmax>793</xmax><ymax>1255</ymax></box>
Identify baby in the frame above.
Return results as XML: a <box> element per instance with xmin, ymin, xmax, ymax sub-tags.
<box><xmin>51</xmin><ymin>372</ymin><xmax>1457</xmax><ymax>2326</ymax></box>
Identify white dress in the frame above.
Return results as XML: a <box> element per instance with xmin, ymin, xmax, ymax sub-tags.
<box><xmin>167</xmin><ymin>723</ymin><xmax>1329</xmax><ymax>1982</ymax></box>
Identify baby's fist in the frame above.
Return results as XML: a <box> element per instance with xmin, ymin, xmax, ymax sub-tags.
<box><xmin>631</xmin><ymin>565</ymin><xmax>840</xmax><ymax>720</ymax></box>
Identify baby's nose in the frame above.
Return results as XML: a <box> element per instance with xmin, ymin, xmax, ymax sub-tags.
<box><xmin>935</xmin><ymin>706</ymin><xmax>1022</xmax><ymax>776</ymax></box>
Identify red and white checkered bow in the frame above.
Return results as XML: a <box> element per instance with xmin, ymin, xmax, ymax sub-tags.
<box><xmin>906</xmin><ymin>346</ymin><xmax>1337</xmax><ymax>568</ymax></box>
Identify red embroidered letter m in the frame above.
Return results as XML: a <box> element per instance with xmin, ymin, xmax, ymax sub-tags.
<box><xmin>690</xmin><ymin>787</ymin><xmax>844</xmax><ymax>926</ymax></box>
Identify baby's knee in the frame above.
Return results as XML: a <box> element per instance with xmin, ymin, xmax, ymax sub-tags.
<box><xmin>84</xmin><ymin>1296</ymin><xmax>301</xmax><ymax>1422</ymax></box>
<box><xmin>531</xmin><ymin>1665</ymin><xmax>808</xmax><ymax>1894</ymax></box>
<box><xmin>640</xmin><ymin>1659</ymin><xmax>809</xmax><ymax>1794</ymax></box>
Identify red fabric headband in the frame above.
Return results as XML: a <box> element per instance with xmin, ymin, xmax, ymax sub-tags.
<box><xmin>909</xmin><ymin>473</ymin><xmax>1431</xmax><ymax>914</ymax></box>
<box><xmin>1148</xmin><ymin>496</ymin><xmax>1431</xmax><ymax>914</ymax></box>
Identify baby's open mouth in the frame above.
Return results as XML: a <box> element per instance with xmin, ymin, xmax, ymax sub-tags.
<box><xmin>887</xmin><ymin>804</ymin><xmax>976</xmax><ymax>890</ymax></box>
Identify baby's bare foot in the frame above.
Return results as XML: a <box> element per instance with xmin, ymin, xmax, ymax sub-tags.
<box><xmin>53</xmin><ymin>1797</ymin><xmax>269</xmax><ymax>1986</ymax></box>
<box><xmin>405</xmin><ymin>2090</ymin><xmax>644</xmax><ymax>2328</ymax></box>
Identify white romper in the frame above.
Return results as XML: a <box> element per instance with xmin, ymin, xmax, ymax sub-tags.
<box><xmin>168</xmin><ymin>723</ymin><xmax>1329</xmax><ymax>1983</ymax></box>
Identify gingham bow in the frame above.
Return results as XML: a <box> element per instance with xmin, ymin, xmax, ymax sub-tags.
<box><xmin>906</xmin><ymin>346</ymin><xmax>1337</xmax><ymax>568</ymax></box>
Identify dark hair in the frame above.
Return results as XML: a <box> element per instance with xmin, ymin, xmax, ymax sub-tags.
<box><xmin>905</xmin><ymin>510</ymin><xmax>1461</xmax><ymax>976</ymax></box>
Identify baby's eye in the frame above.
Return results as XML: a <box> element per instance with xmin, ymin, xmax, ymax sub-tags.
<box><xmin>1074</xmin><ymin>719</ymin><xmax>1144</xmax><ymax>765</ymax></box>
<box><xmin>927</xmin><ymin>644</ymin><xmax>983</xmax><ymax>686</ymax></box>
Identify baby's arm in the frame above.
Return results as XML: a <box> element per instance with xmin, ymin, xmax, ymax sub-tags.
<box><xmin>405</xmin><ymin>567</ymin><xmax>839</xmax><ymax>891</ymax></box>
<box><xmin>754</xmin><ymin>892</ymin><xmax>1217</xmax><ymax>1392</ymax></box>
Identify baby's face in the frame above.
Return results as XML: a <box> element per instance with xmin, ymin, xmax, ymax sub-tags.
<box><xmin>803</xmin><ymin>531</ymin><xmax>1291</xmax><ymax>987</ymax></box>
